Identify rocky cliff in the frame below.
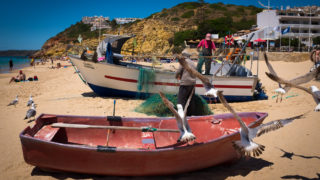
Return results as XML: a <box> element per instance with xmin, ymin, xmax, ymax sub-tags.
<box><xmin>36</xmin><ymin>2</ymin><xmax>262</xmax><ymax>57</ymax></box>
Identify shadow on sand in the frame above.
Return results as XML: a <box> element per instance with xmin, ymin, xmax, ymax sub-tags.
<box><xmin>81</xmin><ymin>92</ymin><xmax>100</xmax><ymax>98</ymax></box>
<box><xmin>31</xmin><ymin>157</ymin><xmax>273</xmax><ymax>180</ymax></box>
<box><xmin>81</xmin><ymin>92</ymin><xmax>133</xmax><ymax>101</ymax></box>
<box><xmin>26</xmin><ymin>119</ymin><xmax>35</xmax><ymax>123</ymax></box>
<box><xmin>278</xmin><ymin>148</ymin><xmax>320</xmax><ymax>160</ymax></box>
<box><xmin>281</xmin><ymin>173</ymin><xmax>320</xmax><ymax>180</ymax></box>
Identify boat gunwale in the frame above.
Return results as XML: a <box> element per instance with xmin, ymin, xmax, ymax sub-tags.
<box><xmin>20</xmin><ymin>112</ymin><xmax>268</xmax><ymax>153</ymax></box>
<box><xmin>70</xmin><ymin>56</ymin><xmax>258</xmax><ymax>80</ymax></box>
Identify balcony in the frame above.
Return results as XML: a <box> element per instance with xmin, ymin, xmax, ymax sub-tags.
<box><xmin>278</xmin><ymin>15</ymin><xmax>320</xmax><ymax>19</ymax></box>
<box><xmin>279</xmin><ymin>24</ymin><xmax>320</xmax><ymax>29</ymax></box>
<box><xmin>281</xmin><ymin>32</ymin><xmax>320</xmax><ymax>38</ymax></box>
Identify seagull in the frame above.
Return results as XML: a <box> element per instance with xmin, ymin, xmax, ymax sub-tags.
<box><xmin>159</xmin><ymin>88</ymin><xmax>196</xmax><ymax>143</ymax></box>
<box><xmin>263</xmin><ymin>53</ymin><xmax>286</xmax><ymax>102</ymax></box>
<box><xmin>177</xmin><ymin>57</ymin><xmax>218</xmax><ymax>98</ymax></box>
<box><xmin>8</xmin><ymin>95</ymin><xmax>18</xmax><ymax>106</ymax></box>
<box><xmin>311</xmin><ymin>86</ymin><xmax>320</xmax><ymax>111</ymax></box>
<box><xmin>27</xmin><ymin>95</ymin><xmax>34</xmax><ymax>106</ymax></box>
<box><xmin>24</xmin><ymin>103</ymin><xmax>37</xmax><ymax>120</ymax></box>
<box><xmin>266</xmin><ymin>72</ymin><xmax>320</xmax><ymax>112</ymax></box>
<box><xmin>217</xmin><ymin>90</ymin><xmax>305</xmax><ymax>157</ymax></box>
<box><xmin>264</xmin><ymin>52</ymin><xmax>320</xmax><ymax>102</ymax></box>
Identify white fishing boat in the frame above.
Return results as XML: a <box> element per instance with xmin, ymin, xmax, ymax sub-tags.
<box><xmin>69</xmin><ymin>35</ymin><xmax>267</xmax><ymax>102</ymax></box>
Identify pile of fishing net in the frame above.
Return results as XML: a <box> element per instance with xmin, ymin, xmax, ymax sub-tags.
<box><xmin>136</xmin><ymin>67</ymin><xmax>155</xmax><ymax>99</ymax></box>
<box><xmin>135</xmin><ymin>93</ymin><xmax>213</xmax><ymax>117</ymax></box>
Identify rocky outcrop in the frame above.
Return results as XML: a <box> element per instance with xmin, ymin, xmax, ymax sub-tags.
<box><xmin>37</xmin><ymin>2</ymin><xmax>260</xmax><ymax>57</ymax></box>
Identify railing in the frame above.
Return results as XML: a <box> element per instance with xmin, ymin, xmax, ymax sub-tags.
<box><xmin>279</xmin><ymin>24</ymin><xmax>320</xmax><ymax>29</ymax></box>
<box><xmin>281</xmin><ymin>32</ymin><xmax>320</xmax><ymax>37</ymax></box>
<box><xmin>278</xmin><ymin>15</ymin><xmax>320</xmax><ymax>19</ymax></box>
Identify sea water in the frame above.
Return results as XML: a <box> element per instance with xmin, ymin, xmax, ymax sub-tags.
<box><xmin>0</xmin><ymin>56</ymin><xmax>31</xmax><ymax>73</ymax></box>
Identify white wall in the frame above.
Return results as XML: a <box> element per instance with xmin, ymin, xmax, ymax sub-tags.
<box><xmin>257</xmin><ymin>10</ymin><xmax>279</xmax><ymax>28</ymax></box>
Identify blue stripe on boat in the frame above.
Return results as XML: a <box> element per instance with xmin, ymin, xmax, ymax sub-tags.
<box><xmin>87</xmin><ymin>83</ymin><xmax>256</xmax><ymax>102</ymax></box>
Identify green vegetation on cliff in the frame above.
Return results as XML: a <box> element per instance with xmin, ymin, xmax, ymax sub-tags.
<box><xmin>56</xmin><ymin>22</ymin><xmax>99</xmax><ymax>43</ymax></box>
<box><xmin>38</xmin><ymin>1</ymin><xmax>262</xmax><ymax>57</ymax></box>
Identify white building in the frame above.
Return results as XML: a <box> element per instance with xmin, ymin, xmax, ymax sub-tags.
<box><xmin>256</xmin><ymin>6</ymin><xmax>320</xmax><ymax>46</ymax></box>
<box><xmin>114</xmin><ymin>18</ymin><xmax>142</xmax><ymax>25</ymax></box>
<box><xmin>82</xmin><ymin>16</ymin><xmax>111</xmax><ymax>31</ymax></box>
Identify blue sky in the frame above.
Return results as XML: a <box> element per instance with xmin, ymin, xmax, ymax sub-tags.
<box><xmin>0</xmin><ymin>0</ymin><xmax>319</xmax><ymax>50</ymax></box>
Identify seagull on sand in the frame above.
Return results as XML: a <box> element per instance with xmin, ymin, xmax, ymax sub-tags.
<box><xmin>159</xmin><ymin>88</ymin><xmax>196</xmax><ymax>143</ymax></box>
<box><xmin>177</xmin><ymin>57</ymin><xmax>218</xmax><ymax>98</ymax></box>
<box><xmin>266</xmin><ymin>72</ymin><xmax>320</xmax><ymax>112</ymax></box>
<box><xmin>217</xmin><ymin>90</ymin><xmax>305</xmax><ymax>157</ymax></box>
<box><xmin>27</xmin><ymin>95</ymin><xmax>34</xmax><ymax>106</ymax></box>
<box><xmin>8</xmin><ymin>95</ymin><xmax>18</xmax><ymax>106</ymax></box>
<box><xmin>264</xmin><ymin>53</ymin><xmax>320</xmax><ymax>102</ymax></box>
<box><xmin>24</xmin><ymin>103</ymin><xmax>37</xmax><ymax>120</ymax></box>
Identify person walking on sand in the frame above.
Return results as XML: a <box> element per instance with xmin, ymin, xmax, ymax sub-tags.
<box><xmin>197</xmin><ymin>33</ymin><xmax>216</xmax><ymax>75</ymax></box>
<box><xmin>175</xmin><ymin>51</ymin><xmax>197</xmax><ymax>116</ymax></box>
<box><xmin>9</xmin><ymin>59</ymin><xmax>13</xmax><ymax>71</ymax></box>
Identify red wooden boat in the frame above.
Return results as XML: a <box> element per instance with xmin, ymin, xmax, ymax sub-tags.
<box><xmin>20</xmin><ymin>112</ymin><xmax>267</xmax><ymax>176</ymax></box>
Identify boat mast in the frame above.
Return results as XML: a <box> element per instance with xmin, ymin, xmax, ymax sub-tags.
<box><xmin>99</xmin><ymin>16</ymin><xmax>101</xmax><ymax>44</ymax></box>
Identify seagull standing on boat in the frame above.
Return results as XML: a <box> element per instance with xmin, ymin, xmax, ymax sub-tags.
<box><xmin>27</xmin><ymin>95</ymin><xmax>34</xmax><ymax>106</ymax></box>
<box><xmin>8</xmin><ymin>95</ymin><xmax>18</xmax><ymax>106</ymax></box>
<box><xmin>266</xmin><ymin>72</ymin><xmax>320</xmax><ymax>112</ymax></box>
<box><xmin>217</xmin><ymin>90</ymin><xmax>305</xmax><ymax>157</ymax></box>
<box><xmin>24</xmin><ymin>103</ymin><xmax>37</xmax><ymax>120</ymax></box>
<box><xmin>159</xmin><ymin>89</ymin><xmax>196</xmax><ymax>143</ymax></box>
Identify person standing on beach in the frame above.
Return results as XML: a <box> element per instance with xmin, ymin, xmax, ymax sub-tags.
<box><xmin>197</xmin><ymin>33</ymin><xmax>216</xmax><ymax>75</ymax></box>
<box><xmin>30</xmin><ymin>58</ymin><xmax>35</xmax><ymax>68</ymax></box>
<box><xmin>175</xmin><ymin>51</ymin><xmax>196</xmax><ymax>116</ymax></box>
<box><xmin>9</xmin><ymin>59</ymin><xmax>13</xmax><ymax>71</ymax></box>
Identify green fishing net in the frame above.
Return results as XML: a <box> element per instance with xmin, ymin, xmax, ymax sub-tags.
<box><xmin>135</xmin><ymin>93</ymin><xmax>213</xmax><ymax>117</ymax></box>
<box><xmin>137</xmin><ymin>67</ymin><xmax>155</xmax><ymax>99</ymax></box>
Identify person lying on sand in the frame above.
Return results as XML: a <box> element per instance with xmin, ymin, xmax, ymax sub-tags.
<box><xmin>9</xmin><ymin>70</ymin><xmax>26</xmax><ymax>84</ymax></box>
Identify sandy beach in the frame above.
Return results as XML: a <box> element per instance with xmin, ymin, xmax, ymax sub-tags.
<box><xmin>0</xmin><ymin>57</ymin><xmax>319</xmax><ymax>180</ymax></box>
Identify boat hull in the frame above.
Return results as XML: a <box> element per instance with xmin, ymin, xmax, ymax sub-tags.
<box><xmin>20</xmin><ymin>112</ymin><xmax>267</xmax><ymax>176</ymax></box>
<box><xmin>70</xmin><ymin>57</ymin><xmax>258</xmax><ymax>102</ymax></box>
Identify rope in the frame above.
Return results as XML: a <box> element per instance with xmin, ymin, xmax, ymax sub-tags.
<box><xmin>71</xmin><ymin>61</ymin><xmax>87</xmax><ymax>85</ymax></box>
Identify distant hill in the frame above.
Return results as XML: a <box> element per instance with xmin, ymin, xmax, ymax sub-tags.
<box><xmin>0</xmin><ymin>50</ymin><xmax>39</xmax><ymax>57</ymax></box>
<box><xmin>37</xmin><ymin>2</ymin><xmax>262</xmax><ymax>57</ymax></box>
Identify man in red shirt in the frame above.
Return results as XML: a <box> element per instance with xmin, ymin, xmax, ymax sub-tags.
<box><xmin>197</xmin><ymin>33</ymin><xmax>216</xmax><ymax>75</ymax></box>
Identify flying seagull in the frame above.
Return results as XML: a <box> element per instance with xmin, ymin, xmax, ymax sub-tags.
<box><xmin>27</xmin><ymin>95</ymin><xmax>34</xmax><ymax>106</ymax></box>
<box><xmin>217</xmin><ymin>90</ymin><xmax>305</xmax><ymax>157</ymax></box>
<box><xmin>24</xmin><ymin>103</ymin><xmax>37</xmax><ymax>120</ymax></box>
<box><xmin>264</xmin><ymin>52</ymin><xmax>320</xmax><ymax>102</ymax></box>
<box><xmin>8</xmin><ymin>95</ymin><xmax>18</xmax><ymax>106</ymax></box>
<box><xmin>264</xmin><ymin>52</ymin><xmax>286</xmax><ymax>102</ymax></box>
<box><xmin>159</xmin><ymin>88</ymin><xmax>196</xmax><ymax>143</ymax></box>
<box><xmin>177</xmin><ymin>57</ymin><xmax>218</xmax><ymax>98</ymax></box>
<box><xmin>266</xmin><ymin>72</ymin><xmax>320</xmax><ymax>112</ymax></box>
